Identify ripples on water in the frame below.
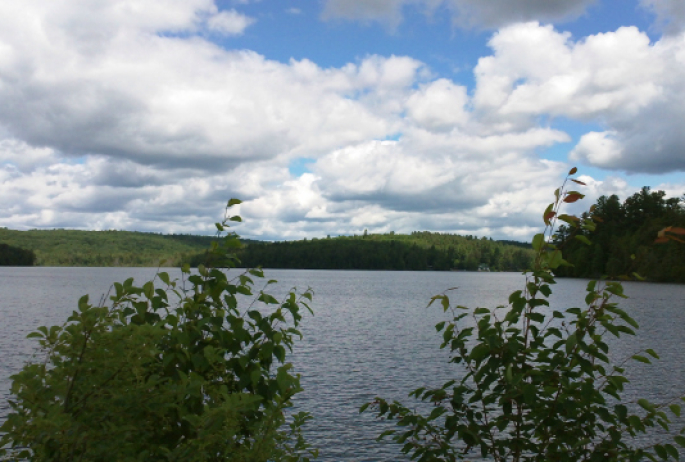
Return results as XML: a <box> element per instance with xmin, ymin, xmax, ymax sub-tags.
<box><xmin>1</xmin><ymin>268</ymin><xmax>684</xmax><ymax>460</ymax></box>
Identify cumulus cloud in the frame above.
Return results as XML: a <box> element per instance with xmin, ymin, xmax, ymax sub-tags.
<box><xmin>472</xmin><ymin>22</ymin><xmax>685</xmax><ymax>173</ymax></box>
<box><xmin>321</xmin><ymin>0</ymin><xmax>596</xmax><ymax>29</ymax></box>
<box><xmin>206</xmin><ymin>9</ymin><xmax>256</xmax><ymax>35</ymax></box>
<box><xmin>569</xmin><ymin>132</ymin><xmax>623</xmax><ymax>167</ymax></box>
<box><xmin>0</xmin><ymin>1</ymin><xmax>425</xmax><ymax>170</ymax></box>
<box><xmin>406</xmin><ymin>79</ymin><xmax>469</xmax><ymax>131</ymax></box>
<box><xmin>1</xmin><ymin>2</ymin><xmax>683</xmax><ymax>241</ymax></box>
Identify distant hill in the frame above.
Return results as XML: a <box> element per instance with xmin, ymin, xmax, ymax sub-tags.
<box><xmin>0</xmin><ymin>228</ymin><xmax>220</xmax><ymax>267</ymax></box>
<box><xmin>0</xmin><ymin>227</ymin><xmax>534</xmax><ymax>270</ymax></box>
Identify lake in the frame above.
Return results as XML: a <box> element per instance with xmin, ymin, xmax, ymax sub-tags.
<box><xmin>1</xmin><ymin>267</ymin><xmax>685</xmax><ymax>460</ymax></box>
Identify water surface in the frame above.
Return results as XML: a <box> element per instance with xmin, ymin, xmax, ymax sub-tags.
<box><xmin>1</xmin><ymin>268</ymin><xmax>684</xmax><ymax>460</ymax></box>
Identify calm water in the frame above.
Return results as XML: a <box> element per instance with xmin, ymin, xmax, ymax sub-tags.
<box><xmin>1</xmin><ymin>267</ymin><xmax>684</xmax><ymax>460</ymax></box>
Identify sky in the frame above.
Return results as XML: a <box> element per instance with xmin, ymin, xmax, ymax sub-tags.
<box><xmin>1</xmin><ymin>0</ymin><xmax>684</xmax><ymax>241</ymax></box>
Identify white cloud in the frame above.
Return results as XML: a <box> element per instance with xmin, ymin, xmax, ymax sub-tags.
<box><xmin>0</xmin><ymin>139</ymin><xmax>58</xmax><ymax>172</ymax></box>
<box><xmin>1</xmin><ymin>2</ymin><xmax>682</xmax><ymax>242</ymax></box>
<box><xmin>406</xmin><ymin>79</ymin><xmax>469</xmax><ymax>131</ymax></box>
<box><xmin>569</xmin><ymin>131</ymin><xmax>623</xmax><ymax>167</ymax></box>
<box><xmin>472</xmin><ymin>22</ymin><xmax>685</xmax><ymax>173</ymax></box>
<box><xmin>207</xmin><ymin>9</ymin><xmax>256</xmax><ymax>35</ymax></box>
<box><xmin>0</xmin><ymin>1</ymin><xmax>417</xmax><ymax>169</ymax></box>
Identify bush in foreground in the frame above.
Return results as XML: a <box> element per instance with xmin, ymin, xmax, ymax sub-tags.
<box><xmin>0</xmin><ymin>200</ymin><xmax>317</xmax><ymax>462</ymax></box>
<box><xmin>365</xmin><ymin>168</ymin><xmax>685</xmax><ymax>461</ymax></box>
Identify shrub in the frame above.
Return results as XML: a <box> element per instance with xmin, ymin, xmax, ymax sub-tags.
<box><xmin>0</xmin><ymin>200</ymin><xmax>317</xmax><ymax>462</ymax></box>
<box><xmin>364</xmin><ymin>168</ymin><xmax>685</xmax><ymax>461</ymax></box>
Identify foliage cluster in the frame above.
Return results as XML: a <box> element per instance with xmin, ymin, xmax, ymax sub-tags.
<box><xmin>364</xmin><ymin>169</ymin><xmax>685</xmax><ymax>461</ymax></box>
<box><xmin>554</xmin><ymin>187</ymin><xmax>685</xmax><ymax>282</ymax></box>
<box><xmin>0</xmin><ymin>201</ymin><xmax>317</xmax><ymax>462</ymax></box>
<box><xmin>238</xmin><ymin>232</ymin><xmax>533</xmax><ymax>272</ymax></box>
<box><xmin>0</xmin><ymin>229</ymin><xmax>218</xmax><ymax>267</ymax></box>
<box><xmin>0</xmin><ymin>243</ymin><xmax>36</xmax><ymax>266</ymax></box>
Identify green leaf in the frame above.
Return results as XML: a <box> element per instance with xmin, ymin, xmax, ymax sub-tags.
<box><xmin>664</xmin><ymin>444</ymin><xmax>679</xmax><ymax>460</ymax></box>
<box><xmin>158</xmin><ymin>272</ymin><xmax>170</xmax><ymax>285</ymax></box>
<box><xmin>632</xmin><ymin>355</ymin><xmax>651</xmax><ymax>364</ymax></box>
<box><xmin>250</xmin><ymin>369</ymin><xmax>261</xmax><ymax>387</ymax></box>
<box><xmin>547</xmin><ymin>249</ymin><xmax>563</xmax><ymax>269</ymax></box>
<box><xmin>566</xmin><ymin>333</ymin><xmax>577</xmax><ymax>354</ymax></box>
<box><xmin>674</xmin><ymin>435</ymin><xmax>685</xmax><ymax>447</ymax></box>
<box><xmin>227</xmin><ymin>198</ymin><xmax>242</xmax><ymax>207</ymax></box>
<box><xmin>575</xmin><ymin>235</ymin><xmax>592</xmax><ymax>245</ymax></box>
<box><xmin>527</xmin><ymin>312</ymin><xmax>545</xmax><ymax>323</ymax></box>
<box><xmin>670</xmin><ymin>404</ymin><xmax>681</xmax><ymax>417</ymax></box>
<box><xmin>78</xmin><ymin>294</ymin><xmax>90</xmax><ymax>311</ymax></box>
<box><xmin>532</xmin><ymin>233</ymin><xmax>545</xmax><ymax>251</ymax></box>
<box><xmin>645</xmin><ymin>349</ymin><xmax>660</xmax><ymax>359</ymax></box>
<box><xmin>638</xmin><ymin>399</ymin><xmax>655</xmax><ymax>412</ymax></box>
<box><xmin>143</xmin><ymin>281</ymin><xmax>154</xmax><ymax>299</ymax></box>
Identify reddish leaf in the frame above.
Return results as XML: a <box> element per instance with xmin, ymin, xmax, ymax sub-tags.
<box><xmin>569</xmin><ymin>167</ymin><xmax>578</xmax><ymax>175</ymax></box>
<box><xmin>667</xmin><ymin>227</ymin><xmax>685</xmax><ymax>235</ymax></box>
<box><xmin>570</xmin><ymin>179</ymin><xmax>587</xmax><ymax>185</ymax></box>
<box><xmin>563</xmin><ymin>193</ymin><xmax>583</xmax><ymax>203</ymax></box>
<box><xmin>544</xmin><ymin>211</ymin><xmax>556</xmax><ymax>222</ymax></box>
<box><xmin>654</xmin><ymin>237</ymin><xmax>669</xmax><ymax>244</ymax></box>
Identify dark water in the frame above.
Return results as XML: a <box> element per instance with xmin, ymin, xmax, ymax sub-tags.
<box><xmin>1</xmin><ymin>268</ymin><xmax>684</xmax><ymax>460</ymax></box>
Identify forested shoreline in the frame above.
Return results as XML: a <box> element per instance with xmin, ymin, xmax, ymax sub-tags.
<box><xmin>234</xmin><ymin>232</ymin><xmax>533</xmax><ymax>271</ymax></box>
<box><xmin>554</xmin><ymin>187</ymin><xmax>685</xmax><ymax>282</ymax></box>
<box><xmin>0</xmin><ymin>227</ymin><xmax>534</xmax><ymax>271</ymax></box>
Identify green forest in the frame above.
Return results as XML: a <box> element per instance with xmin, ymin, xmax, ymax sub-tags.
<box><xmin>234</xmin><ymin>232</ymin><xmax>533</xmax><ymax>271</ymax></box>
<box><xmin>0</xmin><ymin>226</ymin><xmax>533</xmax><ymax>271</ymax></box>
<box><xmin>0</xmin><ymin>228</ymin><xmax>216</xmax><ymax>267</ymax></box>
<box><xmin>554</xmin><ymin>187</ymin><xmax>685</xmax><ymax>282</ymax></box>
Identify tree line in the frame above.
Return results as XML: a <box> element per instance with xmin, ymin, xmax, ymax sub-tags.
<box><xmin>554</xmin><ymin>187</ymin><xmax>685</xmax><ymax>282</ymax></box>
<box><xmin>233</xmin><ymin>232</ymin><xmax>533</xmax><ymax>271</ymax></box>
<box><xmin>1</xmin><ymin>226</ymin><xmax>534</xmax><ymax>271</ymax></box>
<box><xmin>0</xmin><ymin>228</ymin><xmax>216</xmax><ymax>267</ymax></box>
